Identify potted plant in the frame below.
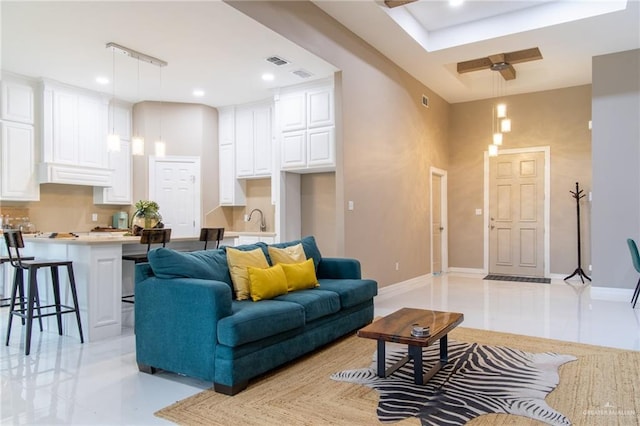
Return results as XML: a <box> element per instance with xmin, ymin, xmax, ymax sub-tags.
<box><xmin>132</xmin><ymin>200</ymin><xmax>162</xmax><ymax>233</ymax></box>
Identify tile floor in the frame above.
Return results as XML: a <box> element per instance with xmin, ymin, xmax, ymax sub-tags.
<box><xmin>2</xmin><ymin>273</ymin><xmax>639</xmax><ymax>425</ymax></box>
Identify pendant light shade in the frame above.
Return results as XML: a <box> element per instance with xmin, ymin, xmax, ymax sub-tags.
<box><xmin>131</xmin><ymin>136</ymin><xmax>145</xmax><ymax>156</ymax></box>
<box><xmin>501</xmin><ymin>118</ymin><xmax>512</xmax><ymax>133</ymax></box>
<box><xmin>496</xmin><ymin>103</ymin><xmax>507</xmax><ymax>118</ymax></box>
<box><xmin>492</xmin><ymin>132</ymin><xmax>503</xmax><ymax>145</ymax></box>
<box><xmin>154</xmin><ymin>140</ymin><xmax>166</xmax><ymax>157</ymax></box>
<box><xmin>488</xmin><ymin>144</ymin><xmax>498</xmax><ymax>157</ymax></box>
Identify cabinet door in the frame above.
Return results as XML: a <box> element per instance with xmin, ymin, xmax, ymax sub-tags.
<box><xmin>112</xmin><ymin>103</ymin><xmax>131</xmax><ymax>141</ymax></box>
<box><xmin>53</xmin><ymin>90</ymin><xmax>78</xmax><ymax>164</ymax></box>
<box><xmin>307</xmin><ymin>127</ymin><xmax>335</xmax><ymax>168</ymax></box>
<box><xmin>281</xmin><ymin>130</ymin><xmax>306</xmax><ymax>170</ymax></box>
<box><xmin>220</xmin><ymin>143</ymin><xmax>246</xmax><ymax>205</ymax></box>
<box><xmin>78</xmin><ymin>95</ymin><xmax>107</xmax><ymax>169</ymax></box>
<box><xmin>1</xmin><ymin>80</ymin><xmax>34</xmax><ymax>124</ymax></box>
<box><xmin>279</xmin><ymin>92</ymin><xmax>306</xmax><ymax>132</ymax></box>
<box><xmin>307</xmin><ymin>87</ymin><xmax>333</xmax><ymax>129</ymax></box>
<box><xmin>219</xmin><ymin>107</ymin><xmax>235</xmax><ymax>146</ymax></box>
<box><xmin>94</xmin><ymin>140</ymin><xmax>131</xmax><ymax>205</ymax></box>
<box><xmin>0</xmin><ymin>121</ymin><xmax>39</xmax><ymax>200</ymax></box>
<box><xmin>235</xmin><ymin>108</ymin><xmax>254</xmax><ymax>177</ymax></box>
<box><xmin>253</xmin><ymin>106</ymin><xmax>271</xmax><ymax>177</ymax></box>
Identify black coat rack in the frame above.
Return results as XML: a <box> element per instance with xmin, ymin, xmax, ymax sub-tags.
<box><xmin>564</xmin><ymin>182</ymin><xmax>591</xmax><ymax>283</ymax></box>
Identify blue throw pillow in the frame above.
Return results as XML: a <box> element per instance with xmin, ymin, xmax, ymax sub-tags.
<box><xmin>147</xmin><ymin>247</ymin><xmax>232</xmax><ymax>286</ymax></box>
<box><xmin>268</xmin><ymin>236</ymin><xmax>322</xmax><ymax>270</ymax></box>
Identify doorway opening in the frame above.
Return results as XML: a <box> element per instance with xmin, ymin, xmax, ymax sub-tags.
<box><xmin>430</xmin><ymin>167</ymin><xmax>448</xmax><ymax>275</ymax></box>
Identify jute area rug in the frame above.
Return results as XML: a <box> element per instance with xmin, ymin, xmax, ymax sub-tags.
<box><xmin>155</xmin><ymin>327</ymin><xmax>640</xmax><ymax>425</ymax></box>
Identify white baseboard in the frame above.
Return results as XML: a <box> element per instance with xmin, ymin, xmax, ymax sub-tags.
<box><xmin>377</xmin><ymin>274</ymin><xmax>431</xmax><ymax>298</ymax></box>
<box><xmin>448</xmin><ymin>267</ymin><xmax>485</xmax><ymax>275</ymax></box>
<box><xmin>590</xmin><ymin>286</ymin><xmax>634</xmax><ymax>302</ymax></box>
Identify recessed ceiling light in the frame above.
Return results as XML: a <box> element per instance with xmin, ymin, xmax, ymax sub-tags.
<box><xmin>193</xmin><ymin>89</ymin><xmax>205</xmax><ymax>97</ymax></box>
<box><xmin>449</xmin><ymin>0</ymin><xmax>464</xmax><ymax>6</ymax></box>
<box><xmin>96</xmin><ymin>76</ymin><xmax>109</xmax><ymax>85</ymax></box>
<box><xmin>262</xmin><ymin>73</ymin><xmax>275</xmax><ymax>81</ymax></box>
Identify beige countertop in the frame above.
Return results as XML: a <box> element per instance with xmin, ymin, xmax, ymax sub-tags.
<box><xmin>22</xmin><ymin>231</ymin><xmax>276</xmax><ymax>245</ymax></box>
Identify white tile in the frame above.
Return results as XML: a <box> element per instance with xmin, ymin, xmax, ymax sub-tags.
<box><xmin>1</xmin><ymin>272</ymin><xmax>640</xmax><ymax>425</ymax></box>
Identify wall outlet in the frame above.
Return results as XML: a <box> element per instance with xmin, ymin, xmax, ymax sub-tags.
<box><xmin>348</xmin><ymin>201</ymin><xmax>354</xmax><ymax>211</ymax></box>
<box><xmin>589</xmin><ymin>264</ymin><xmax>592</xmax><ymax>272</ymax></box>
<box><xmin>395</xmin><ymin>262</ymin><xmax>399</xmax><ymax>271</ymax></box>
<box><xmin>91</xmin><ymin>213</ymin><xmax>98</xmax><ymax>222</ymax></box>
<box><xmin>244</xmin><ymin>214</ymin><xmax>249</xmax><ymax>222</ymax></box>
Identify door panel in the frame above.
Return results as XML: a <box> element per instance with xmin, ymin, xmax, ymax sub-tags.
<box><xmin>489</xmin><ymin>152</ymin><xmax>544</xmax><ymax>277</ymax></box>
<box><xmin>432</xmin><ymin>174</ymin><xmax>442</xmax><ymax>275</ymax></box>
<box><xmin>151</xmin><ymin>159</ymin><xmax>198</xmax><ymax>238</ymax></box>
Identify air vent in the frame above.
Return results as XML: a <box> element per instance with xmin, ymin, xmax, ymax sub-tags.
<box><xmin>266</xmin><ymin>55</ymin><xmax>290</xmax><ymax>66</ymax></box>
<box><xmin>421</xmin><ymin>94</ymin><xmax>429</xmax><ymax>108</ymax></box>
<box><xmin>291</xmin><ymin>69</ymin><xmax>313</xmax><ymax>79</ymax></box>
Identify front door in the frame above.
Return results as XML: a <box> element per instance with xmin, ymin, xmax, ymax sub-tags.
<box><xmin>149</xmin><ymin>157</ymin><xmax>200</xmax><ymax>238</ymax></box>
<box><xmin>432</xmin><ymin>174</ymin><xmax>443</xmax><ymax>275</ymax></box>
<box><xmin>489</xmin><ymin>152</ymin><xmax>544</xmax><ymax>277</ymax></box>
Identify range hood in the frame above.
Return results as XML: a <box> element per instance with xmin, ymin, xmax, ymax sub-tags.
<box><xmin>39</xmin><ymin>163</ymin><xmax>114</xmax><ymax>187</ymax></box>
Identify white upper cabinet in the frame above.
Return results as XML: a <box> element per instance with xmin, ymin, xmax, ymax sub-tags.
<box><xmin>0</xmin><ymin>121</ymin><xmax>39</xmax><ymax>201</ymax></box>
<box><xmin>0</xmin><ymin>74</ymin><xmax>39</xmax><ymax>201</ymax></box>
<box><xmin>278</xmin><ymin>79</ymin><xmax>335</xmax><ymax>173</ymax></box>
<box><xmin>94</xmin><ymin>102</ymin><xmax>132</xmax><ymax>205</ymax></box>
<box><xmin>1</xmin><ymin>78</ymin><xmax>34</xmax><ymax>124</ymax></box>
<box><xmin>218</xmin><ymin>107</ymin><xmax>246</xmax><ymax>206</ymax></box>
<box><xmin>40</xmin><ymin>80</ymin><xmax>113</xmax><ymax>187</ymax></box>
<box><xmin>234</xmin><ymin>101</ymin><xmax>272</xmax><ymax>179</ymax></box>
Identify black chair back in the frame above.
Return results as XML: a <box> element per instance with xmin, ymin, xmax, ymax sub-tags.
<box><xmin>200</xmin><ymin>227</ymin><xmax>225</xmax><ymax>250</ymax></box>
<box><xmin>3</xmin><ymin>230</ymin><xmax>27</xmax><ymax>269</ymax></box>
<box><xmin>141</xmin><ymin>228</ymin><xmax>172</xmax><ymax>252</ymax></box>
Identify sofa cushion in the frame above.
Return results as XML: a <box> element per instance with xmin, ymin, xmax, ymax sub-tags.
<box><xmin>147</xmin><ymin>248</ymin><xmax>232</xmax><ymax>286</ymax></box>
<box><xmin>268</xmin><ymin>236</ymin><xmax>322</xmax><ymax>270</ymax></box>
<box><xmin>280</xmin><ymin>259</ymin><xmax>319</xmax><ymax>292</ymax></box>
<box><xmin>226</xmin><ymin>247</ymin><xmax>270</xmax><ymax>300</ymax></box>
<box><xmin>274</xmin><ymin>289</ymin><xmax>340</xmax><ymax>322</ymax></box>
<box><xmin>267</xmin><ymin>243</ymin><xmax>306</xmax><ymax>264</ymax></box>
<box><xmin>217</xmin><ymin>300</ymin><xmax>305</xmax><ymax>347</ymax></box>
<box><xmin>317</xmin><ymin>278</ymin><xmax>378</xmax><ymax>308</ymax></box>
<box><xmin>247</xmin><ymin>264</ymin><xmax>288</xmax><ymax>301</ymax></box>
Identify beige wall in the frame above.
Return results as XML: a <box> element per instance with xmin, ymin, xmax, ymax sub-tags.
<box><xmin>132</xmin><ymin>101</ymin><xmax>219</xmax><ymax>221</ymax></box>
<box><xmin>229</xmin><ymin>1</ymin><xmax>450</xmax><ymax>287</ymax></box>
<box><xmin>301</xmin><ymin>172</ymin><xmax>337</xmax><ymax>257</ymax></box>
<box><xmin>448</xmin><ymin>85</ymin><xmax>592</xmax><ymax>274</ymax></box>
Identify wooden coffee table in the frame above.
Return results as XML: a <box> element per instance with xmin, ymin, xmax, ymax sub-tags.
<box><xmin>357</xmin><ymin>308</ymin><xmax>464</xmax><ymax>385</ymax></box>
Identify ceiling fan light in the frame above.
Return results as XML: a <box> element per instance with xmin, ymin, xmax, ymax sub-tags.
<box><xmin>501</xmin><ymin>118</ymin><xmax>511</xmax><ymax>133</ymax></box>
<box><xmin>488</xmin><ymin>144</ymin><xmax>498</xmax><ymax>157</ymax></box>
<box><xmin>493</xmin><ymin>132</ymin><xmax>503</xmax><ymax>145</ymax></box>
<box><xmin>496</xmin><ymin>103</ymin><xmax>507</xmax><ymax>118</ymax></box>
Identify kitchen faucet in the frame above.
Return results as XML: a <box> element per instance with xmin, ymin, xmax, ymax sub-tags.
<box><xmin>246</xmin><ymin>208</ymin><xmax>266</xmax><ymax>232</ymax></box>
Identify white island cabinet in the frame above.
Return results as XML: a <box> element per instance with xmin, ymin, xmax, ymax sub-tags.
<box><xmin>20</xmin><ymin>232</ymin><xmax>276</xmax><ymax>341</ymax></box>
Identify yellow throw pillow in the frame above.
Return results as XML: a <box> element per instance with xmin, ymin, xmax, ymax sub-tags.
<box><xmin>247</xmin><ymin>264</ymin><xmax>288</xmax><ymax>302</ymax></box>
<box><xmin>268</xmin><ymin>243</ymin><xmax>307</xmax><ymax>265</ymax></box>
<box><xmin>226</xmin><ymin>247</ymin><xmax>270</xmax><ymax>300</ymax></box>
<box><xmin>280</xmin><ymin>258</ymin><xmax>319</xmax><ymax>292</ymax></box>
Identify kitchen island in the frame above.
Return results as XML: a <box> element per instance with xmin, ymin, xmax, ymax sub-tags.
<box><xmin>15</xmin><ymin>231</ymin><xmax>275</xmax><ymax>342</ymax></box>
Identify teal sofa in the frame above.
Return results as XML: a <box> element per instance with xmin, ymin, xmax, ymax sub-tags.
<box><xmin>134</xmin><ymin>236</ymin><xmax>377</xmax><ymax>395</ymax></box>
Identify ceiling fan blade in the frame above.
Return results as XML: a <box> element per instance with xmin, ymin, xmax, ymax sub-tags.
<box><xmin>457</xmin><ymin>57</ymin><xmax>493</xmax><ymax>74</ymax></box>
<box><xmin>499</xmin><ymin>64</ymin><xmax>516</xmax><ymax>80</ymax></box>
<box><xmin>504</xmin><ymin>47</ymin><xmax>543</xmax><ymax>64</ymax></box>
<box><xmin>384</xmin><ymin>0</ymin><xmax>418</xmax><ymax>8</ymax></box>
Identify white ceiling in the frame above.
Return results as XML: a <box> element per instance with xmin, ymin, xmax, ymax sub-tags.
<box><xmin>2</xmin><ymin>0</ymin><xmax>639</xmax><ymax>107</ymax></box>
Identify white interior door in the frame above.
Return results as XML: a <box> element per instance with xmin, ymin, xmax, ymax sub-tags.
<box><xmin>489</xmin><ymin>152</ymin><xmax>545</xmax><ymax>277</ymax></box>
<box><xmin>149</xmin><ymin>156</ymin><xmax>200</xmax><ymax>238</ymax></box>
<box><xmin>431</xmin><ymin>167</ymin><xmax>448</xmax><ymax>275</ymax></box>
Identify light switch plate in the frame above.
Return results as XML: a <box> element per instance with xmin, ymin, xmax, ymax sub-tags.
<box><xmin>348</xmin><ymin>201</ymin><xmax>354</xmax><ymax>211</ymax></box>
<box><xmin>475</xmin><ymin>208</ymin><xmax>482</xmax><ymax>216</ymax></box>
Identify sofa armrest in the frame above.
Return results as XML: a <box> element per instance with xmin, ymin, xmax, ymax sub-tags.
<box><xmin>135</xmin><ymin>262</ymin><xmax>155</xmax><ymax>284</ymax></box>
<box><xmin>135</xmin><ymin>276</ymin><xmax>234</xmax><ymax>381</ymax></box>
<box><xmin>317</xmin><ymin>257</ymin><xmax>362</xmax><ymax>280</ymax></box>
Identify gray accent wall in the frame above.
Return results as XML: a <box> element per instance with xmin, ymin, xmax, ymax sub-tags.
<box><xmin>591</xmin><ymin>49</ymin><xmax>640</xmax><ymax>289</ymax></box>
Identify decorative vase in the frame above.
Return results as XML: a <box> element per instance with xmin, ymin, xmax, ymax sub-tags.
<box><xmin>132</xmin><ymin>210</ymin><xmax>162</xmax><ymax>230</ymax></box>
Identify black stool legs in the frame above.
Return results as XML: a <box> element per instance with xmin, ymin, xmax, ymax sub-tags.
<box><xmin>6</xmin><ymin>263</ymin><xmax>84</xmax><ymax>355</ymax></box>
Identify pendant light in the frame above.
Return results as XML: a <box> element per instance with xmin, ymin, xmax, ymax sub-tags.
<box><xmin>131</xmin><ymin>59</ymin><xmax>145</xmax><ymax>156</ymax></box>
<box><xmin>107</xmin><ymin>47</ymin><xmax>121</xmax><ymax>152</ymax></box>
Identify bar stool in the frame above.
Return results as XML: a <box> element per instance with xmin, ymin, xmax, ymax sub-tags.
<box><xmin>1</xmin><ymin>255</ymin><xmax>43</xmax><ymax>332</ymax></box>
<box><xmin>121</xmin><ymin>228</ymin><xmax>171</xmax><ymax>304</ymax></box>
<box><xmin>3</xmin><ymin>230</ymin><xmax>84</xmax><ymax>355</ymax></box>
<box><xmin>199</xmin><ymin>227</ymin><xmax>224</xmax><ymax>250</ymax></box>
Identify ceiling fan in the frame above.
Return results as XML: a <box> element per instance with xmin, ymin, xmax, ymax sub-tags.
<box><xmin>457</xmin><ymin>47</ymin><xmax>543</xmax><ymax>80</ymax></box>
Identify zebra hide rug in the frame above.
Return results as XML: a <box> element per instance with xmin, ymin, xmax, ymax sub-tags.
<box><xmin>331</xmin><ymin>340</ymin><xmax>576</xmax><ymax>426</ymax></box>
